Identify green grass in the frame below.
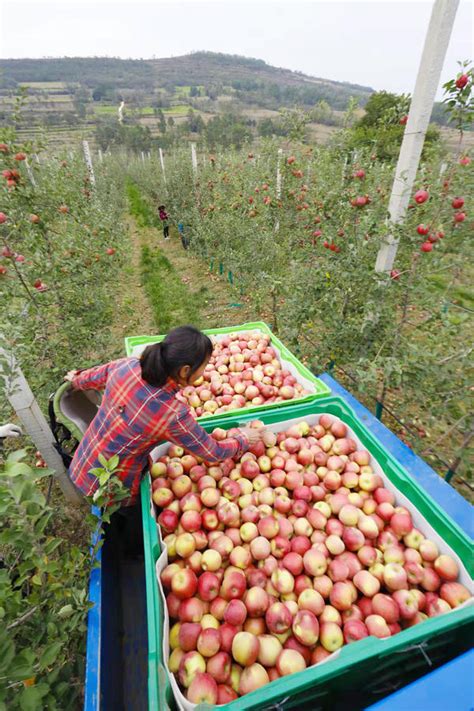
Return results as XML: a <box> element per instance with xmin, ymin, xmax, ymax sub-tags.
<box><xmin>126</xmin><ymin>178</ymin><xmax>159</xmax><ymax>228</ymax></box>
<box><xmin>93</xmin><ymin>105</ymin><xmax>119</xmax><ymax>115</ymax></box>
<box><xmin>426</xmin><ymin>274</ymin><xmax>474</xmax><ymax>310</ymax></box>
<box><xmin>163</xmin><ymin>104</ymin><xmax>189</xmax><ymax>115</ymax></box>
<box><xmin>140</xmin><ymin>245</ymin><xmax>202</xmax><ymax>330</ymax></box>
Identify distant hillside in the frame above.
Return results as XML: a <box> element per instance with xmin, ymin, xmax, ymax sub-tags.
<box><xmin>0</xmin><ymin>52</ymin><xmax>461</xmax><ymax>153</ymax></box>
<box><xmin>0</xmin><ymin>52</ymin><xmax>373</xmax><ymax>110</ymax></box>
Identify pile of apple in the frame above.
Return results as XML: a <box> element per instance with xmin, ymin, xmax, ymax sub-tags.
<box><xmin>151</xmin><ymin>417</ymin><xmax>472</xmax><ymax>706</ymax></box>
<box><xmin>175</xmin><ymin>331</ymin><xmax>309</xmax><ymax>417</ymax></box>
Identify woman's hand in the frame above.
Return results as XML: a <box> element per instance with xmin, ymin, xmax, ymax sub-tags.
<box><xmin>64</xmin><ymin>370</ymin><xmax>78</xmax><ymax>383</ymax></box>
<box><xmin>240</xmin><ymin>426</ymin><xmax>266</xmax><ymax>445</ymax></box>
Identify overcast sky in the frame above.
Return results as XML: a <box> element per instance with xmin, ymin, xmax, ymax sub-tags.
<box><xmin>0</xmin><ymin>0</ymin><xmax>472</xmax><ymax>100</ymax></box>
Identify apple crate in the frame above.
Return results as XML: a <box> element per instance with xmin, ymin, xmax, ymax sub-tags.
<box><xmin>123</xmin><ymin>321</ymin><xmax>330</xmax><ymax>421</ymax></box>
<box><xmin>141</xmin><ymin>396</ymin><xmax>474</xmax><ymax>711</ymax></box>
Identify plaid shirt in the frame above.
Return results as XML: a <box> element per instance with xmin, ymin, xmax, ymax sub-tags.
<box><xmin>68</xmin><ymin>357</ymin><xmax>249</xmax><ymax>506</ymax></box>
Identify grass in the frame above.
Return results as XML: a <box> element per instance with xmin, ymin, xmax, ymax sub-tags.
<box><xmin>140</xmin><ymin>246</ymin><xmax>203</xmax><ymax>330</ymax></box>
<box><xmin>93</xmin><ymin>105</ymin><xmax>119</xmax><ymax>115</ymax></box>
<box><xmin>163</xmin><ymin>104</ymin><xmax>189</xmax><ymax>115</ymax></box>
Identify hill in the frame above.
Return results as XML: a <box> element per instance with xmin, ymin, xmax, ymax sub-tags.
<box><xmin>0</xmin><ymin>52</ymin><xmax>463</xmax><ymax>152</ymax></box>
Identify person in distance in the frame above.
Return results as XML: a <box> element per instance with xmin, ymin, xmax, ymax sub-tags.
<box><xmin>64</xmin><ymin>325</ymin><xmax>264</xmax><ymax>508</ymax></box>
<box><xmin>158</xmin><ymin>204</ymin><xmax>170</xmax><ymax>240</ymax></box>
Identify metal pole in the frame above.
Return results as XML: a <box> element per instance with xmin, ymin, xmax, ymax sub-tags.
<box><xmin>1</xmin><ymin>348</ymin><xmax>82</xmax><ymax>503</ymax></box>
<box><xmin>375</xmin><ymin>0</ymin><xmax>459</xmax><ymax>272</ymax></box>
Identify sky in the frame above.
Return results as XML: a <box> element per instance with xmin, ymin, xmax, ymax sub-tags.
<box><xmin>0</xmin><ymin>0</ymin><xmax>472</xmax><ymax>100</ymax></box>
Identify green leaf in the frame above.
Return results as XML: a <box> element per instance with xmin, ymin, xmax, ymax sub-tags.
<box><xmin>40</xmin><ymin>641</ymin><xmax>62</xmax><ymax>670</ymax></box>
<box><xmin>57</xmin><ymin>604</ymin><xmax>74</xmax><ymax>619</ymax></box>
<box><xmin>19</xmin><ymin>683</ymin><xmax>49</xmax><ymax>711</ymax></box>
<box><xmin>0</xmin><ymin>632</ymin><xmax>15</xmax><ymax>673</ymax></box>
<box><xmin>9</xmin><ymin>649</ymin><xmax>36</xmax><ymax>681</ymax></box>
<box><xmin>108</xmin><ymin>455</ymin><xmax>119</xmax><ymax>470</ymax></box>
<box><xmin>98</xmin><ymin>453</ymin><xmax>108</xmax><ymax>467</ymax></box>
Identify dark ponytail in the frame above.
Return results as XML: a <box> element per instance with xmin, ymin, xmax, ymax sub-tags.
<box><xmin>140</xmin><ymin>325</ymin><xmax>213</xmax><ymax>387</ymax></box>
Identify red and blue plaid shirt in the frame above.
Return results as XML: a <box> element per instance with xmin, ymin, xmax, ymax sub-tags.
<box><xmin>69</xmin><ymin>357</ymin><xmax>249</xmax><ymax>506</ymax></box>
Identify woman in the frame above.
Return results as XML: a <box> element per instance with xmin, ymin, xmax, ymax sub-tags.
<box><xmin>65</xmin><ymin>325</ymin><xmax>263</xmax><ymax>507</ymax></box>
<box><xmin>158</xmin><ymin>204</ymin><xmax>170</xmax><ymax>240</ymax></box>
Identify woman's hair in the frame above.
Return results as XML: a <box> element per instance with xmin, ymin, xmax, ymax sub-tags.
<box><xmin>158</xmin><ymin>205</ymin><xmax>165</xmax><ymax>210</ymax></box>
<box><xmin>140</xmin><ymin>325</ymin><xmax>213</xmax><ymax>387</ymax></box>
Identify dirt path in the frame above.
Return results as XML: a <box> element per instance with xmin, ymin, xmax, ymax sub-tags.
<box><xmin>107</xmin><ymin>215</ymin><xmax>156</xmax><ymax>356</ymax></box>
<box><xmin>132</xmin><ymin>218</ymin><xmax>259</xmax><ymax>331</ymax></box>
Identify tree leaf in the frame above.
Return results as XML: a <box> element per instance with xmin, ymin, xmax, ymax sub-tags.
<box><xmin>19</xmin><ymin>683</ymin><xmax>49</xmax><ymax>711</ymax></box>
<box><xmin>40</xmin><ymin>641</ymin><xmax>62</xmax><ymax>670</ymax></box>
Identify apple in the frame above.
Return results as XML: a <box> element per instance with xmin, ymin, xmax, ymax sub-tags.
<box><xmin>197</xmin><ymin>628</ymin><xmax>221</xmax><ymax>657</ymax></box>
<box><xmin>224</xmin><ymin>599</ymin><xmax>248</xmax><ymax>626</ymax></box>
<box><xmin>365</xmin><ymin>614</ymin><xmax>391</xmax><ymax>638</ymax></box>
<box><xmin>238</xmin><ymin>663</ymin><xmax>270</xmax><ymax>695</ymax></box>
<box><xmin>150</xmin><ymin>461</ymin><xmax>167</xmax><ymax>479</ymax></box>
<box><xmin>421</xmin><ymin>567</ymin><xmax>441</xmax><ymax>592</ymax></box>
<box><xmin>266</xmin><ymin>602</ymin><xmax>293</xmax><ymax>634</ymax></box>
<box><xmin>292</xmin><ymin>609</ymin><xmax>319</xmax><ymax>646</ymax></box>
<box><xmin>179</xmin><ymin>622</ymin><xmax>202</xmax><ymax>652</ymax></box>
<box><xmin>221</xmin><ymin>570</ymin><xmax>247</xmax><ymax>601</ymax></box>
<box><xmin>298</xmin><ymin>588</ymin><xmax>325</xmax><ymax>616</ymax></box>
<box><xmin>244</xmin><ymin>586</ymin><xmax>270</xmax><ymax>617</ymax></box>
<box><xmin>319</xmin><ymin>622</ymin><xmax>344</xmax><ymax>652</ymax></box>
<box><xmin>419</xmin><ymin>539</ymin><xmax>439</xmax><ymax>562</ymax></box>
<box><xmin>171</xmin><ymin>569</ymin><xmax>198</xmax><ymax>599</ymax></box>
<box><xmin>353</xmin><ymin>571</ymin><xmax>380</xmax><ymax>598</ymax></box>
<box><xmin>303</xmin><ymin>549</ymin><xmax>327</xmax><ymax>577</ymax></box>
<box><xmin>328</xmin><ymin>559</ymin><xmax>349</xmax><ymax>583</ymax></box>
<box><xmin>178</xmin><ymin>597</ymin><xmax>205</xmax><ymax>623</ymax></box>
<box><xmin>329</xmin><ymin>582</ymin><xmax>353</xmax><ymax>611</ymax></box>
<box><xmin>393</xmin><ymin>590</ymin><xmax>419</xmax><ymax>619</ymax></box>
<box><xmin>231</xmin><ymin>631</ymin><xmax>259</xmax><ymax>667</ymax></box>
<box><xmin>178</xmin><ymin>651</ymin><xmax>206</xmax><ymax>688</ymax></box>
<box><xmin>372</xmin><ymin>593</ymin><xmax>400</xmax><ymax>623</ymax></box>
<box><xmin>271</xmin><ymin>568</ymin><xmax>295</xmax><ymax>594</ymax></box>
<box><xmin>433</xmin><ymin>554</ymin><xmax>459</xmax><ymax>581</ymax></box>
<box><xmin>206</xmin><ymin>651</ymin><xmax>232</xmax><ymax>684</ymax></box>
<box><xmin>258</xmin><ymin>635</ymin><xmax>283</xmax><ymax>667</ymax></box>
<box><xmin>383</xmin><ymin>563</ymin><xmax>408</xmax><ymax>591</ymax></box>
<box><xmin>276</xmin><ymin>649</ymin><xmax>307</xmax><ymax>675</ymax></box>
<box><xmin>440</xmin><ymin>582</ymin><xmax>471</xmax><ymax>608</ymax></box>
<box><xmin>217</xmin><ymin>684</ymin><xmax>238</xmax><ymax>704</ymax></box>
<box><xmin>343</xmin><ymin>619</ymin><xmax>368</xmax><ymax>644</ymax></box>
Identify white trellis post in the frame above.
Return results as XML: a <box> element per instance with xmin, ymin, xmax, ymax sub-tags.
<box><xmin>82</xmin><ymin>140</ymin><xmax>96</xmax><ymax>186</ymax></box>
<box><xmin>275</xmin><ymin>148</ymin><xmax>283</xmax><ymax>233</ymax></box>
<box><xmin>375</xmin><ymin>0</ymin><xmax>459</xmax><ymax>272</ymax></box>
<box><xmin>439</xmin><ymin>161</ymin><xmax>448</xmax><ymax>177</ymax></box>
<box><xmin>98</xmin><ymin>149</ymin><xmax>103</xmax><ymax>163</ymax></box>
<box><xmin>159</xmin><ymin>147</ymin><xmax>167</xmax><ymax>183</ymax></box>
<box><xmin>191</xmin><ymin>143</ymin><xmax>198</xmax><ymax>177</ymax></box>
<box><xmin>1</xmin><ymin>349</ymin><xmax>82</xmax><ymax>503</ymax></box>
<box><xmin>141</xmin><ymin>151</ymin><xmax>145</xmax><ymax>163</ymax></box>
<box><xmin>118</xmin><ymin>100</ymin><xmax>125</xmax><ymax>124</ymax></box>
<box><xmin>24</xmin><ymin>158</ymin><xmax>36</xmax><ymax>187</ymax></box>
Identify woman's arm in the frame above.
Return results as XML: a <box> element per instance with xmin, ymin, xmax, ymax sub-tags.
<box><xmin>68</xmin><ymin>362</ymin><xmax>113</xmax><ymax>391</ymax></box>
<box><xmin>166</xmin><ymin>408</ymin><xmax>249</xmax><ymax>463</ymax></box>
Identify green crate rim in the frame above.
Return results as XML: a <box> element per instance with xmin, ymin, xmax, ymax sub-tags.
<box><xmin>124</xmin><ymin>321</ymin><xmax>331</xmax><ymax>421</ymax></box>
<box><xmin>141</xmin><ymin>394</ymin><xmax>474</xmax><ymax>710</ymax></box>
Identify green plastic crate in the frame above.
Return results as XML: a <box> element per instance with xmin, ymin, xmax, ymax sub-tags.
<box><xmin>124</xmin><ymin>321</ymin><xmax>330</xmax><ymax>422</ymax></box>
<box><xmin>141</xmin><ymin>395</ymin><xmax>474</xmax><ymax>710</ymax></box>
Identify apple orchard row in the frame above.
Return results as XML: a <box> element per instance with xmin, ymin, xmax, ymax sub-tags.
<box><xmin>152</xmin><ymin>416</ymin><xmax>471</xmax><ymax>705</ymax></box>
